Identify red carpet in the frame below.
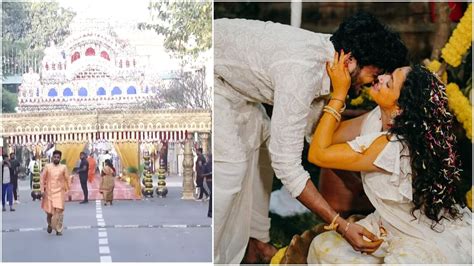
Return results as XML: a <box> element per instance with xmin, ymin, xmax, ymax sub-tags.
<box><xmin>68</xmin><ymin>174</ymin><xmax>141</xmax><ymax>201</ymax></box>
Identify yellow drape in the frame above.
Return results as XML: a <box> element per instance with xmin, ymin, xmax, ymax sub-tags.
<box><xmin>56</xmin><ymin>143</ymin><xmax>87</xmax><ymax>172</ymax></box>
<box><xmin>114</xmin><ymin>142</ymin><xmax>139</xmax><ymax>173</ymax></box>
<box><xmin>114</xmin><ymin>141</ymin><xmax>141</xmax><ymax>198</ymax></box>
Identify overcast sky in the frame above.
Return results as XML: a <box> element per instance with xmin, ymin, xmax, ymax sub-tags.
<box><xmin>59</xmin><ymin>0</ymin><xmax>150</xmax><ymax>22</ymax></box>
<box><xmin>58</xmin><ymin>0</ymin><xmax>181</xmax><ymax>71</ymax></box>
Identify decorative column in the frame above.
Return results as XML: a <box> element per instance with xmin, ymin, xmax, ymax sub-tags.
<box><xmin>141</xmin><ymin>151</ymin><xmax>154</xmax><ymax>197</ymax></box>
<box><xmin>182</xmin><ymin>132</ymin><xmax>194</xmax><ymax>200</ymax></box>
<box><xmin>155</xmin><ymin>159</ymin><xmax>168</xmax><ymax>197</ymax></box>
<box><xmin>40</xmin><ymin>155</ymin><xmax>48</xmax><ymax>171</ymax></box>
<box><xmin>31</xmin><ymin>159</ymin><xmax>42</xmax><ymax>200</ymax></box>
<box><xmin>199</xmin><ymin>132</ymin><xmax>210</xmax><ymax>155</ymax></box>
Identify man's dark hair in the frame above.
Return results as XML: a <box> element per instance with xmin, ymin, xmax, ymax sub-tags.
<box><xmin>53</xmin><ymin>150</ymin><xmax>62</xmax><ymax>157</ymax></box>
<box><xmin>9</xmin><ymin>153</ymin><xmax>14</xmax><ymax>157</ymax></box>
<box><xmin>80</xmin><ymin>152</ymin><xmax>86</xmax><ymax>156</ymax></box>
<box><xmin>330</xmin><ymin>11</ymin><xmax>408</xmax><ymax>72</ymax></box>
<box><xmin>197</xmin><ymin>148</ymin><xmax>203</xmax><ymax>153</ymax></box>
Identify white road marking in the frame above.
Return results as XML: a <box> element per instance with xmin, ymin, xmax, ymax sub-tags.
<box><xmin>99</xmin><ymin>246</ymin><xmax>110</xmax><ymax>254</ymax></box>
<box><xmin>100</xmin><ymin>256</ymin><xmax>112</xmax><ymax>262</ymax></box>
<box><xmin>96</xmin><ymin>200</ymin><xmax>112</xmax><ymax>262</ymax></box>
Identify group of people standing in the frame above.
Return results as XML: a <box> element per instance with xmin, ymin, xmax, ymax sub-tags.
<box><xmin>75</xmin><ymin>151</ymin><xmax>116</xmax><ymax>205</ymax></box>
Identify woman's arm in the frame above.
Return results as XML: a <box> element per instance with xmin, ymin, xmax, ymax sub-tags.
<box><xmin>309</xmin><ymin>51</ymin><xmax>388</xmax><ymax>172</ymax></box>
<box><xmin>307</xmin><ymin>51</ymin><xmax>387</xmax><ymax>254</ymax></box>
<box><xmin>332</xmin><ymin>112</ymin><xmax>369</xmax><ymax>144</ymax></box>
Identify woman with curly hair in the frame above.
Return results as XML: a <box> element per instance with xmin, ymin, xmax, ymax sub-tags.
<box><xmin>307</xmin><ymin>51</ymin><xmax>471</xmax><ymax>263</ymax></box>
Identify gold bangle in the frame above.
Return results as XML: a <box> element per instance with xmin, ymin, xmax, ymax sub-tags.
<box><xmin>323</xmin><ymin>109</ymin><xmax>341</xmax><ymax>122</ymax></box>
<box><xmin>323</xmin><ymin>108</ymin><xmax>341</xmax><ymax>122</ymax></box>
<box><xmin>341</xmin><ymin>222</ymin><xmax>351</xmax><ymax>237</ymax></box>
<box><xmin>329</xmin><ymin>98</ymin><xmax>346</xmax><ymax>113</ymax></box>
<box><xmin>323</xmin><ymin>105</ymin><xmax>341</xmax><ymax>117</ymax></box>
<box><xmin>323</xmin><ymin>106</ymin><xmax>341</xmax><ymax>122</ymax></box>
<box><xmin>324</xmin><ymin>104</ymin><xmax>343</xmax><ymax>116</ymax></box>
<box><xmin>330</xmin><ymin>97</ymin><xmax>346</xmax><ymax>104</ymax></box>
<box><xmin>324</xmin><ymin>213</ymin><xmax>340</xmax><ymax>231</ymax></box>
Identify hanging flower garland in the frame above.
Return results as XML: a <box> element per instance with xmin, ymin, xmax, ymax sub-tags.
<box><xmin>270</xmin><ymin>246</ymin><xmax>287</xmax><ymax>265</ymax></box>
<box><xmin>467</xmin><ymin>186</ymin><xmax>472</xmax><ymax>210</ymax></box>
<box><xmin>348</xmin><ymin>87</ymin><xmax>376</xmax><ymax>109</ymax></box>
<box><xmin>446</xmin><ymin>83</ymin><xmax>473</xmax><ymax>141</ymax></box>
<box><xmin>441</xmin><ymin>4</ymin><xmax>472</xmax><ymax>67</ymax></box>
<box><xmin>425</xmin><ymin>59</ymin><xmax>448</xmax><ymax>84</ymax></box>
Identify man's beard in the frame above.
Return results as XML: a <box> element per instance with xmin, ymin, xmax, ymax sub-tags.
<box><xmin>348</xmin><ymin>65</ymin><xmax>361</xmax><ymax>98</ymax></box>
<box><xmin>53</xmin><ymin>160</ymin><xmax>59</xmax><ymax>165</ymax></box>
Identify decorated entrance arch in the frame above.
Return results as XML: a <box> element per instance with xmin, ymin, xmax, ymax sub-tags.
<box><xmin>1</xmin><ymin>17</ymin><xmax>212</xmax><ymax>200</ymax></box>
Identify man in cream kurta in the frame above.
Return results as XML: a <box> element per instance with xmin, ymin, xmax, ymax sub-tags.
<box><xmin>214</xmin><ymin>16</ymin><xmax>408</xmax><ymax>264</ymax></box>
<box><xmin>41</xmin><ymin>150</ymin><xmax>70</xmax><ymax>235</ymax></box>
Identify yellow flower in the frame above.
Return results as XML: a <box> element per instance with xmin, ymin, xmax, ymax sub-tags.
<box><xmin>446</xmin><ymin>83</ymin><xmax>473</xmax><ymax>141</ymax></box>
<box><xmin>441</xmin><ymin>4</ymin><xmax>472</xmax><ymax>67</ymax></box>
<box><xmin>270</xmin><ymin>246</ymin><xmax>288</xmax><ymax>265</ymax></box>
<box><xmin>467</xmin><ymin>187</ymin><xmax>473</xmax><ymax>210</ymax></box>
<box><xmin>350</xmin><ymin>95</ymin><xmax>364</xmax><ymax>106</ymax></box>
<box><xmin>425</xmin><ymin>59</ymin><xmax>448</xmax><ymax>84</ymax></box>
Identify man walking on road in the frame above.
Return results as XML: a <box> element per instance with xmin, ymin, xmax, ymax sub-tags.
<box><xmin>77</xmin><ymin>152</ymin><xmax>89</xmax><ymax>203</ymax></box>
<box><xmin>41</xmin><ymin>150</ymin><xmax>70</xmax><ymax>236</ymax></box>
<box><xmin>9</xmin><ymin>153</ymin><xmax>20</xmax><ymax>204</ymax></box>
<box><xmin>195</xmin><ymin>148</ymin><xmax>209</xmax><ymax>201</ymax></box>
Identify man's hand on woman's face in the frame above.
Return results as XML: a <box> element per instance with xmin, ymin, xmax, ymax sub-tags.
<box><xmin>326</xmin><ymin>51</ymin><xmax>351</xmax><ymax>99</ymax></box>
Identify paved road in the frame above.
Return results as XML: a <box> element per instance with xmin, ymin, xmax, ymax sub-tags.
<box><xmin>2</xmin><ymin>177</ymin><xmax>212</xmax><ymax>262</ymax></box>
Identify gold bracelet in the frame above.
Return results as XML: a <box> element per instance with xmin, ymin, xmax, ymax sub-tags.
<box><xmin>341</xmin><ymin>222</ymin><xmax>351</xmax><ymax>237</ymax></box>
<box><xmin>323</xmin><ymin>108</ymin><xmax>341</xmax><ymax>122</ymax></box>
<box><xmin>324</xmin><ymin>104</ymin><xmax>343</xmax><ymax>116</ymax></box>
<box><xmin>323</xmin><ymin>106</ymin><xmax>341</xmax><ymax>122</ymax></box>
<box><xmin>330</xmin><ymin>97</ymin><xmax>346</xmax><ymax>104</ymax></box>
<box><xmin>329</xmin><ymin>98</ymin><xmax>346</xmax><ymax>113</ymax></box>
<box><xmin>324</xmin><ymin>213</ymin><xmax>340</xmax><ymax>231</ymax></box>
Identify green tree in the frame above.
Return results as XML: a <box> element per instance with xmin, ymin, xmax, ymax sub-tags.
<box><xmin>2</xmin><ymin>1</ymin><xmax>75</xmax><ymax>50</ymax></box>
<box><xmin>138</xmin><ymin>1</ymin><xmax>212</xmax><ymax>59</ymax></box>
<box><xmin>2</xmin><ymin>87</ymin><xmax>18</xmax><ymax>113</ymax></box>
<box><xmin>2</xmin><ymin>1</ymin><xmax>76</xmax><ymax>76</ymax></box>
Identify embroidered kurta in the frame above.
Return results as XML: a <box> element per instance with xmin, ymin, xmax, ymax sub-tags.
<box><xmin>214</xmin><ymin>18</ymin><xmax>334</xmax><ymax>263</ymax></box>
<box><xmin>308</xmin><ymin>107</ymin><xmax>472</xmax><ymax>264</ymax></box>
<box><xmin>215</xmin><ymin>18</ymin><xmax>333</xmax><ymax>197</ymax></box>
<box><xmin>41</xmin><ymin>163</ymin><xmax>70</xmax><ymax>213</ymax></box>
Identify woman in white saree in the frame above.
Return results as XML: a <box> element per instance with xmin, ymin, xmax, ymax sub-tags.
<box><xmin>307</xmin><ymin>51</ymin><xmax>471</xmax><ymax>264</ymax></box>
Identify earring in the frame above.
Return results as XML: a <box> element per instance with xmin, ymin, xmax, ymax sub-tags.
<box><xmin>389</xmin><ymin>109</ymin><xmax>401</xmax><ymax>125</ymax></box>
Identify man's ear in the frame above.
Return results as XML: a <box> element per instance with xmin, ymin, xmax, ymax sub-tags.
<box><xmin>345</xmin><ymin>52</ymin><xmax>353</xmax><ymax>64</ymax></box>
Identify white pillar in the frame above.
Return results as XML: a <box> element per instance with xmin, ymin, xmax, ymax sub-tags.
<box><xmin>291</xmin><ymin>0</ymin><xmax>302</xmax><ymax>28</ymax></box>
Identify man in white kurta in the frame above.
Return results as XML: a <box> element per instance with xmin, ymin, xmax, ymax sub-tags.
<box><xmin>214</xmin><ymin>19</ymin><xmax>332</xmax><ymax>264</ymax></box>
<box><xmin>214</xmin><ymin>17</ymin><xmax>408</xmax><ymax>264</ymax></box>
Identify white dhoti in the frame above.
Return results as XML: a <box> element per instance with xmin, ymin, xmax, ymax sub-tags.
<box><xmin>214</xmin><ymin>78</ymin><xmax>274</xmax><ymax>264</ymax></box>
